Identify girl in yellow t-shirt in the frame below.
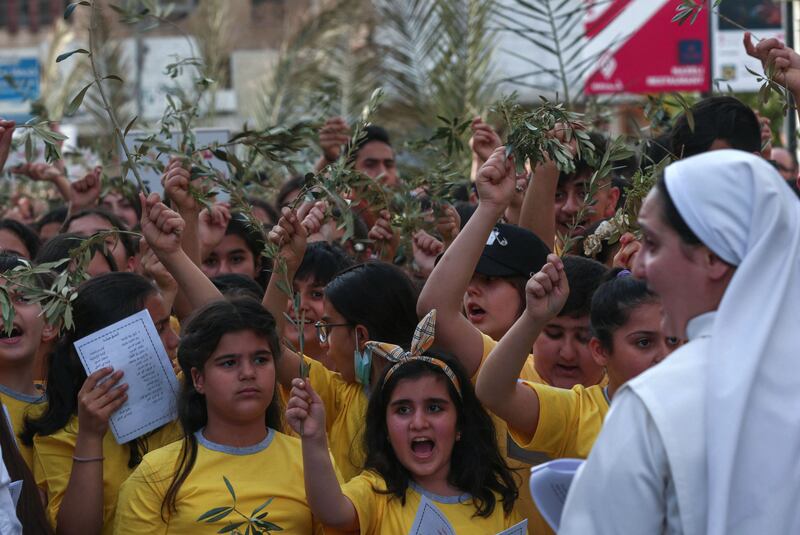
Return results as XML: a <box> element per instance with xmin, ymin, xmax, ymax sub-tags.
<box><xmin>115</xmin><ymin>297</ymin><xmax>323</xmax><ymax>534</ymax></box>
<box><xmin>22</xmin><ymin>272</ymin><xmax>182</xmax><ymax>535</ymax></box>
<box><xmin>264</xmin><ymin>208</ymin><xmax>421</xmax><ymax>480</ymax></box>
<box><xmin>477</xmin><ymin>261</ymin><xmax>680</xmax><ymax>458</ymax></box>
<box><xmin>287</xmin><ymin>316</ymin><xmax>524</xmax><ymax>534</ymax></box>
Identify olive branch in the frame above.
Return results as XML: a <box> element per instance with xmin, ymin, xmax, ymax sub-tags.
<box><xmin>197</xmin><ymin>476</ymin><xmax>282</xmax><ymax>534</ymax></box>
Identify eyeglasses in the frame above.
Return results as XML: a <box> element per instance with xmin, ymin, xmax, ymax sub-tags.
<box><xmin>314</xmin><ymin>321</ymin><xmax>352</xmax><ymax>344</ymax></box>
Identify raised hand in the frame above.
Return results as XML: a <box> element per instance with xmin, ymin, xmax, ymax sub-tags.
<box><xmin>162</xmin><ymin>157</ymin><xmax>198</xmax><ymax>214</ymax></box>
<box><xmin>0</xmin><ymin>119</ymin><xmax>15</xmax><ymax>174</ymax></box>
<box><xmin>69</xmin><ymin>166</ymin><xmax>103</xmax><ymax>210</ymax></box>
<box><xmin>612</xmin><ymin>232</ymin><xmax>642</xmax><ymax>270</ymax></box>
<box><xmin>268</xmin><ymin>206</ymin><xmax>309</xmax><ymax>273</ymax></box>
<box><xmin>525</xmin><ymin>253</ymin><xmax>569</xmax><ymax>323</ymax></box>
<box><xmin>475</xmin><ymin>146</ymin><xmax>516</xmax><ymax>212</ymax></box>
<box><xmin>319</xmin><ymin>117</ymin><xmax>350</xmax><ymax>163</ymax></box>
<box><xmin>297</xmin><ymin>200</ymin><xmax>327</xmax><ymax>236</ymax></box>
<box><xmin>140</xmin><ymin>192</ymin><xmax>185</xmax><ymax>257</ymax></box>
<box><xmin>469</xmin><ymin>117</ymin><xmax>502</xmax><ymax>163</ymax></box>
<box><xmin>77</xmin><ymin>367</ymin><xmax>128</xmax><ymax>437</ymax></box>
<box><xmin>412</xmin><ymin>230</ymin><xmax>444</xmax><ymax>278</ymax></box>
<box><xmin>744</xmin><ymin>32</ymin><xmax>800</xmax><ymax>95</ymax></box>
<box><xmin>435</xmin><ymin>204</ymin><xmax>461</xmax><ymax>247</ymax></box>
<box><xmin>367</xmin><ymin>209</ymin><xmax>399</xmax><ymax>260</ymax></box>
<box><xmin>12</xmin><ymin>162</ymin><xmax>63</xmax><ymax>182</ymax></box>
<box><xmin>285</xmin><ymin>378</ymin><xmax>326</xmax><ymax>441</ymax></box>
<box><xmin>198</xmin><ymin>203</ymin><xmax>231</xmax><ymax>255</ymax></box>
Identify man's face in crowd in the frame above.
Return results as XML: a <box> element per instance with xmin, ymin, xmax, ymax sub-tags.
<box><xmin>555</xmin><ymin>174</ymin><xmax>620</xmax><ymax>238</ymax></box>
<box><xmin>355</xmin><ymin>141</ymin><xmax>398</xmax><ymax>188</ymax></box>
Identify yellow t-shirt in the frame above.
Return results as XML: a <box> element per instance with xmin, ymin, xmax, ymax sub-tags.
<box><xmin>303</xmin><ymin>357</ymin><xmax>368</xmax><ymax>482</ymax></box>
<box><xmin>114</xmin><ymin>429</ymin><xmax>324</xmax><ymax>534</ymax></box>
<box><xmin>510</xmin><ymin>382</ymin><xmax>610</xmax><ymax>459</ymax></box>
<box><xmin>0</xmin><ymin>385</ymin><xmax>47</xmax><ymax>469</ymax></box>
<box><xmin>342</xmin><ymin>470</ymin><xmax>523</xmax><ymax>534</ymax></box>
<box><xmin>32</xmin><ymin>416</ymin><xmax>182</xmax><ymax>535</ymax></box>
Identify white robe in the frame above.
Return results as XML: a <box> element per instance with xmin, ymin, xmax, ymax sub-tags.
<box><xmin>0</xmin><ymin>443</ymin><xmax>21</xmax><ymax>535</ymax></box>
<box><xmin>558</xmin><ymin>312</ymin><xmax>714</xmax><ymax>535</ymax></box>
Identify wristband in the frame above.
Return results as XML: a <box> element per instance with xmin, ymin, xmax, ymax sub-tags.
<box><xmin>72</xmin><ymin>455</ymin><xmax>104</xmax><ymax>463</ymax></box>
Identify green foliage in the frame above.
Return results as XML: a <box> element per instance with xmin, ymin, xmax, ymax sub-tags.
<box><xmin>0</xmin><ymin>230</ymin><xmax>139</xmax><ymax>335</ymax></box>
<box><xmin>197</xmin><ymin>477</ymin><xmax>282</xmax><ymax>534</ymax></box>
<box><xmin>493</xmin><ymin>93</ymin><xmax>595</xmax><ymax>174</ymax></box>
<box><xmin>496</xmin><ymin>0</ymin><xmax>601</xmax><ymax>106</ymax></box>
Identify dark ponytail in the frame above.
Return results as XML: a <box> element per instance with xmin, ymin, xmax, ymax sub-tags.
<box><xmin>590</xmin><ymin>269</ymin><xmax>658</xmax><ymax>351</ymax></box>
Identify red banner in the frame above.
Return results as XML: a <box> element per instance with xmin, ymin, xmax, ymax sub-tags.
<box><xmin>584</xmin><ymin>0</ymin><xmax>710</xmax><ymax>95</ymax></box>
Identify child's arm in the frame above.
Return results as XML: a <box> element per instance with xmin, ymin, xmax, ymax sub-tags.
<box><xmin>416</xmin><ymin>146</ymin><xmax>517</xmax><ymax>377</ymax></box>
<box><xmin>264</xmin><ymin>205</ymin><xmax>325</xmax><ymax>387</ymax></box>
<box><xmin>518</xmin><ymin>160</ymin><xmax>558</xmax><ymax>250</ymax></box>
<box><xmin>139</xmin><ymin>193</ymin><xmax>223</xmax><ymax>311</ymax></box>
<box><xmin>286</xmin><ymin>378</ymin><xmax>359</xmax><ymax>531</ymax></box>
<box><xmin>475</xmin><ymin>254</ymin><xmax>569</xmax><ymax>443</ymax></box>
<box><xmin>56</xmin><ymin>368</ymin><xmax>127</xmax><ymax>535</ymax></box>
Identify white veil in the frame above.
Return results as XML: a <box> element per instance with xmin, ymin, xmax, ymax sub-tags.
<box><xmin>665</xmin><ymin>149</ymin><xmax>800</xmax><ymax>535</ymax></box>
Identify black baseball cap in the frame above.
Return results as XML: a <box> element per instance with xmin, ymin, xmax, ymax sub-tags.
<box><xmin>474</xmin><ymin>223</ymin><xmax>551</xmax><ymax>278</ymax></box>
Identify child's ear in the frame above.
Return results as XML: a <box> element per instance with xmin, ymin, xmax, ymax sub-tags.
<box><xmin>190</xmin><ymin>367</ymin><xmax>205</xmax><ymax>394</ymax></box>
<box><xmin>589</xmin><ymin>338</ymin><xmax>609</xmax><ymax>368</ymax></box>
<box><xmin>354</xmin><ymin>324</ymin><xmax>370</xmax><ymax>349</ymax></box>
<box><xmin>41</xmin><ymin>322</ymin><xmax>59</xmax><ymax>343</ymax></box>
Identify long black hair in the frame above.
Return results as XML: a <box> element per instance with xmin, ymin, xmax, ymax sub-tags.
<box><xmin>324</xmin><ymin>261</ymin><xmax>418</xmax><ymax>349</ymax></box>
<box><xmin>161</xmin><ymin>297</ymin><xmax>282</xmax><ymax>519</ymax></box>
<box><xmin>590</xmin><ymin>269</ymin><xmax>658</xmax><ymax>351</ymax></box>
<box><xmin>363</xmin><ymin>352</ymin><xmax>518</xmax><ymax>518</ymax></box>
<box><xmin>21</xmin><ymin>273</ymin><xmax>157</xmax><ymax>468</ymax></box>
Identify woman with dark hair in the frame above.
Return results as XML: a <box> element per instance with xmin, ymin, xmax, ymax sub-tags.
<box><xmin>265</xmin><ymin>208</ymin><xmax>419</xmax><ymax>481</ymax></box>
<box><xmin>286</xmin><ymin>322</ymin><xmax>522</xmax><ymax>532</ymax></box>
<box><xmin>23</xmin><ymin>272</ymin><xmax>181</xmax><ymax>535</ymax></box>
<box><xmin>0</xmin><ymin>219</ymin><xmax>40</xmax><ymax>260</ymax></box>
<box><xmin>114</xmin><ymin>298</ymin><xmax>321</xmax><ymax>533</ymax></box>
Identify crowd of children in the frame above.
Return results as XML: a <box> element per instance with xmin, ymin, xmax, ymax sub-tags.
<box><xmin>0</xmin><ymin>32</ymin><xmax>797</xmax><ymax>535</ymax></box>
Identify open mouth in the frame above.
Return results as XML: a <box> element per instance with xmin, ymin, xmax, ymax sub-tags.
<box><xmin>466</xmin><ymin>304</ymin><xmax>486</xmax><ymax>323</ymax></box>
<box><xmin>410</xmin><ymin>437</ymin><xmax>435</xmax><ymax>459</ymax></box>
<box><xmin>0</xmin><ymin>326</ymin><xmax>22</xmax><ymax>342</ymax></box>
<box><xmin>555</xmin><ymin>363</ymin><xmax>580</xmax><ymax>377</ymax></box>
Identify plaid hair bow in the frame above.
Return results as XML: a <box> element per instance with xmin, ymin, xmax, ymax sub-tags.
<box><xmin>365</xmin><ymin>310</ymin><xmax>462</xmax><ymax>396</ymax></box>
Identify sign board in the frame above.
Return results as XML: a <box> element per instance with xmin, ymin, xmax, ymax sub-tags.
<box><xmin>712</xmin><ymin>0</ymin><xmax>784</xmax><ymax>92</ymax></box>
<box><xmin>583</xmin><ymin>0</ymin><xmax>710</xmax><ymax>95</ymax></box>
<box><xmin>122</xmin><ymin>128</ymin><xmax>231</xmax><ymax>200</ymax></box>
<box><xmin>0</xmin><ymin>56</ymin><xmax>39</xmax><ymax>122</ymax></box>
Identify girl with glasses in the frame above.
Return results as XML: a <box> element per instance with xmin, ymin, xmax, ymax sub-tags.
<box><xmin>263</xmin><ymin>207</ymin><xmax>419</xmax><ymax>481</ymax></box>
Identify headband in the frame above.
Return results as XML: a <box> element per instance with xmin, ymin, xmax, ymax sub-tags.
<box><xmin>365</xmin><ymin>310</ymin><xmax>462</xmax><ymax>397</ymax></box>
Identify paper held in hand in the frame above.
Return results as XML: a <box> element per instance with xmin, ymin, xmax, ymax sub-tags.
<box><xmin>408</xmin><ymin>495</ymin><xmax>528</xmax><ymax>535</ymax></box>
<box><xmin>529</xmin><ymin>458</ymin><xmax>583</xmax><ymax>531</ymax></box>
<box><xmin>73</xmin><ymin>309</ymin><xmax>180</xmax><ymax>444</ymax></box>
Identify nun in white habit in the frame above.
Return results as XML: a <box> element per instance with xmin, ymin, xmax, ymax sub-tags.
<box><xmin>558</xmin><ymin>149</ymin><xmax>800</xmax><ymax>535</ymax></box>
